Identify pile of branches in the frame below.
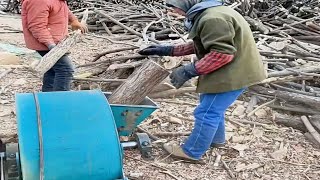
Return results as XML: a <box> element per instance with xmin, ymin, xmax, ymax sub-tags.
<box><xmin>72</xmin><ymin>1</ymin><xmax>320</xmax><ymax>124</ymax></box>
<box><xmin>224</xmin><ymin>0</ymin><xmax>320</xmax><ymax>116</ymax></box>
<box><xmin>0</xmin><ymin>0</ymin><xmax>20</xmax><ymax>14</ymax></box>
<box><xmin>74</xmin><ymin>0</ymin><xmax>320</xmax><ymax>105</ymax></box>
<box><xmin>72</xmin><ymin>1</ymin><xmax>187</xmax><ymax>96</ymax></box>
<box><xmin>222</xmin><ymin>0</ymin><xmax>320</xmax><ymax>147</ymax></box>
<box><xmin>68</xmin><ymin>0</ymin><xmax>165</xmax><ymax>11</ymax></box>
<box><xmin>71</xmin><ymin>0</ymin><xmax>184</xmax><ymax>41</ymax></box>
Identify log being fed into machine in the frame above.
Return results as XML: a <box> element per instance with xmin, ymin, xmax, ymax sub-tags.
<box><xmin>0</xmin><ymin>90</ymin><xmax>159</xmax><ymax>180</ymax></box>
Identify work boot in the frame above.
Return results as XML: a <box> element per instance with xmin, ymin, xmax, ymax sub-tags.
<box><xmin>163</xmin><ymin>142</ymin><xmax>197</xmax><ymax>161</ymax></box>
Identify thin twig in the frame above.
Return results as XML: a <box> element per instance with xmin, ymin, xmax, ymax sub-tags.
<box><xmin>159</xmin><ymin>171</ymin><xmax>180</xmax><ymax>180</ymax></box>
<box><xmin>77</xmin><ymin>54</ymin><xmax>146</xmax><ymax>68</ymax></box>
<box><xmin>89</xmin><ymin>34</ymin><xmax>139</xmax><ymax>47</ymax></box>
<box><xmin>142</xmin><ymin>18</ymin><xmax>164</xmax><ymax>44</ymax></box>
<box><xmin>92</xmin><ymin>46</ymin><xmax>138</xmax><ymax>62</ymax></box>
<box><xmin>227</xmin><ymin>118</ymin><xmax>272</xmax><ymax>128</ymax></box>
<box><xmin>137</xmin><ymin>126</ymin><xmax>160</xmax><ymax>141</ymax></box>
<box><xmin>247</xmin><ymin>99</ymin><xmax>276</xmax><ymax>117</ymax></box>
<box><xmin>286</xmin><ymin>69</ymin><xmax>320</xmax><ymax>77</ymax></box>
<box><xmin>222</xmin><ymin>160</ymin><xmax>236</xmax><ymax>179</ymax></box>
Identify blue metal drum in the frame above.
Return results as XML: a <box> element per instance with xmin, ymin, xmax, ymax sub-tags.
<box><xmin>15</xmin><ymin>90</ymin><xmax>125</xmax><ymax>180</ymax></box>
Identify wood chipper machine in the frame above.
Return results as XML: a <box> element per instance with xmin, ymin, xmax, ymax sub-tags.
<box><xmin>0</xmin><ymin>90</ymin><xmax>158</xmax><ymax>180</ymax></box>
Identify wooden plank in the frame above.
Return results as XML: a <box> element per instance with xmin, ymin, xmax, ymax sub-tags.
<box><xmin>108</xmin><ymin>60</ymin><xmax>169</xmax><ymax>105</ymax></box>
<box><xmin>33</xmin><ymin>9</ymin><xmax>89</xmax><ymax>76</ymax></box>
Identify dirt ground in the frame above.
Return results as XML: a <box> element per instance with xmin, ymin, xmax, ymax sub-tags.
<box><xmin>0</xmin><ymin>14</ymin><xmax>320</xmax><ymax>180</ymax></box>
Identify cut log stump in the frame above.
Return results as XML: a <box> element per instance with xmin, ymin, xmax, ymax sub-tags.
<box><xmin>108</xmin><ymin>60</ymin><xmax>169</xmax><ymax>105</ymax></box>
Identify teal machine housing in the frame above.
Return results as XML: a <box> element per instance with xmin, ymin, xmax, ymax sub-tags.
<box><xmin>11</xmin><ymin>90</ymin><xmax>158</xmax><ymax>180</ymax></box>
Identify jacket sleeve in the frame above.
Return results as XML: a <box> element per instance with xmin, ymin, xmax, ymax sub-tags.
<box><xmin>172</xmin><ymin>42</ymin><xmax>195</xmax><ymax>56</ymax></box>
<box><xmin>195</xmin><ymin>18</ymin><xmax>236</xmax><ymax>75</ymax></box>
<box><xmin>68</xmin><ymin>9</ymin><xmax>77</xmax><ymax>23</ymax></box>
<box><xmin>25</xmin><ymin>0</ymin><xmax>54</xmax><ymax>46</ymax></box>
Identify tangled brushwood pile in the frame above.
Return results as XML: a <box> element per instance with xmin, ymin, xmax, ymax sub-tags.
<box><xmin>66</xmin><ymin>0</ymin><xmax>320</xmax><ymax>148</ymax></box>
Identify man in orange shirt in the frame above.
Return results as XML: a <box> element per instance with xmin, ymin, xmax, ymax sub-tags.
<box><xmin>21</xmin><ymin>0</ymin><xmax>87</xmax><ymax>92</ymax></box>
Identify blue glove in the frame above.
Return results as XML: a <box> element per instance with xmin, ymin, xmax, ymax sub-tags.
<box><xmin>47</xmin><ymin>44</ymin><xmax>56</xmax><ymax>51</ymax></box>
<box><xmin>170</xmin><ymin>63</ymin><xmax>199</xmax><ymax>89</ymax></box>
<box><xmin>138</xmin><ymin>45</ymin><xmax>173</xmax><ymax>56</ymax></box>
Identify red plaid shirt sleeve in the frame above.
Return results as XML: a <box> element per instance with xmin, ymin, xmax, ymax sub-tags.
<box><xmin>195</xmin><ymin>51</ymin><xmax>234</xmax><ymax>75</ymax></box>
<box><xmin>172</xmin><ymin>42</ymin><xmax>195</xmax><ymax>56</ymax></box>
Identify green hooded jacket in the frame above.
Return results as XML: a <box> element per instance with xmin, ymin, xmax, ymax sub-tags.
<box><xmin>189</xmin><ymin>6</ymin><xmax>267</xmax><ymax>93</ymax></box>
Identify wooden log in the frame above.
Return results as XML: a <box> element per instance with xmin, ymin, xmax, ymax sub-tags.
<box><xmin>260</xmin><ymin>51</ymin><xmax>320</xmax><ymax>62</ymax></box>
<box><xmin>246</xmin><ymin>95</ymin><xmax>258</xmax><ymax>113</ymax></box>
<box><xmin>101</xmin><ymin>21</ymin><xmax>113</xmax><ymax>36</ymax></box>
<box><xmin>267</xmin><ymin>66</ymin><xmax>320</xmax><ymax>78</ymax></box>
<box><xmin>301</xmin><ymin>116</ymin><xmax>320</xmax><ymax>145</ymax></box>
<box><xmin>33</xmin><ymin>9</ymin><xmax>89</xmax><ymax>75</ymax></box>
<box><xmin>270</xmin><ymin>83</ymin><xmax>318</xmax><ymax>97</ymax></box>
<box><xmin>306</xmin><ymin>22</ymin><xmax>320</xmax><ymax>31</ymax></box>
<box><xmin>268</xmin><ymin>104</ymin><xmax>320</xmax><ymax>115</ymax></box>
<box><xmin>287</xmin><ymin>46</ymin><xmax>319</xmax><ymax>58</ymax></box>
<box><xmin>304</xmin><ymin>132</ymin><xmax>320</xmax><ymax>149</ymax></box>
<box><xmin>283</xmin><ymin>24</ymin><xmax>319</xmax><ymax>36</ymax></box>
<box><xmin>259</xmin><ymin>76</ymin><xmax>313</xmax><ymax>84</ymax></box>
<box><xmin>108</xmin><ymin>60</ymin><xmax>169</xmax><ymax>105</ymax></box>
<box><xmin>250</xmin><ymin>85</ymin><xmax>320</xmax><ymax>111</ymax></box>
<box><xmin>274</xmin><ymin>114</ymin><xmax>307</xmax><ymax>132</ymax></box>
<box><xmin>309</xmin><ymin>115</ymin><xmax>320</xmax><ymax>133</ymax></box>
<box><xmin>244</xmin><ymin>16</ymin><xmax>269</xmax><ymax>34</ymax></box>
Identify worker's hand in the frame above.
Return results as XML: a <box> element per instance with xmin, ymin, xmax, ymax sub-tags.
<box><xmin>71</xmin><ymin>20</ymin><xmax>88</xmax><ymax>34</ymax></box>
<box><xmin>170</xmin><ymin>63</ymin><xmax>199</xmax><ymax>89</ymax></box>
<box><xmin>138</xmin><ymin>45</ymin><xmax>173</xmax><ymax>56</ymax></box>
<box><xmin>47</xmin><ymin>44</ymin><xmax>56</xmax><ymax>51</ymax></box>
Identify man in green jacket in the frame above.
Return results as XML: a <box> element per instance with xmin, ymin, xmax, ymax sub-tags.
<box><xmin>139</xmin><ymin>0</ymin><xmax>266</xmax><ymax>160</ymax></box>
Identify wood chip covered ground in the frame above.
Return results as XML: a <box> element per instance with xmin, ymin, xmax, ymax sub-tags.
<box><xmin>1</xmin><ymin>0</ymin><xmax>320</xmax><ymax>179</ymax></box>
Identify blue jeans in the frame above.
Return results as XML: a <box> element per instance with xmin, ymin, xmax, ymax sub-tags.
<box><xmin>182</xmin><ymin>88</ymin><xmax>245</xmax><ymax>159</ymax></box>
<box><xmin>37</xmin><ymin>51</ymin><xmax>74</xmax><ymax>92</ymax></box>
